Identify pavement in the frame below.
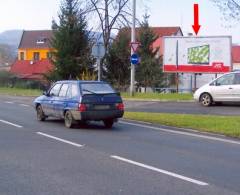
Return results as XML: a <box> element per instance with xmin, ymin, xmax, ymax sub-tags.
<box><xmin>0</xmin><ymin>95</ymin><xmax>240</xmax><ymax>194</ymax></box>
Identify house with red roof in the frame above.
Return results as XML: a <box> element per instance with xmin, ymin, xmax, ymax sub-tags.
<box><xmin>10</xmin><ymin>30</ymin><xmax>55</xmax><ymax>81</ymax></box>
<box><xmin>150</xmin><ymin>27</ymin><xmax>183</xmax><ymax>56</ymax></box>
<box><xmin>118</xmin><ymin>26</ymin><xmax>183</xmax><ymax>56</ymax></box>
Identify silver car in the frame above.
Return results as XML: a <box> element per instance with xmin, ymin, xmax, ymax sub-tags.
<box><xmin>194</xmin><ymin>71</ymin><xmax>240</xmax><ymax>106</ymax></box>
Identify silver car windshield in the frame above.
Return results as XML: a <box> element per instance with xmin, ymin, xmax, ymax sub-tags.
<box><xmin>81</xmin><ymin>83</ymin><xmax>115</xmax><ymax>94</ymax></box>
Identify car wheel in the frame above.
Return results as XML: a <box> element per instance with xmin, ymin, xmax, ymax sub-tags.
<box><xmin>103</xmin><ymin>119</ymin><xmax>114</xmax><ymax>128</ymax></box>
<box><xmin>36</xmin><ymin>105</ymin><xmax>46</xmax><ymax>121</ymax></box>
<box><xmin>200</xmin><ymin>93</ymin><xmax>212</xmax><ymax>107</ymax></box>
<box><xmin>64</xmin><ymin>111</ymin><xmax>75</xmax><ymax>128</ymax></box>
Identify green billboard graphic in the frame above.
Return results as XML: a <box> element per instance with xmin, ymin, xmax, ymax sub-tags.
<box><xmin>188</xmin><ymin>45</ymin><xmax>210</xmax><ymax>64</ymax></box>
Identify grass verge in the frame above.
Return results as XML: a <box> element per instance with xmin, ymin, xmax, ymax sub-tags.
<box><xmin>124</xmin><ymin>112</ymin><xmax>240</xmax><ymax>138</ymax></box>
<box><xmin>121</xmin><ymin>92</ymin><xmax>193</xmax><ymax>101</ymax></box>
<box><xmin>0</xmin><ymin>87</ymin><xmax>41</xmax><ymax>96</ymax></box>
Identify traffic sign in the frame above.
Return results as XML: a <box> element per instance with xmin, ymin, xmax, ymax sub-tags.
<box><xmin>131</xmin><ymin>53</ymin><xmax>139</xmax><ymax>65</ymax></box>
<box><xmin>130</xmin><ymin>42</ymin><xmax>140</xmax><ymax>53</ymax></box>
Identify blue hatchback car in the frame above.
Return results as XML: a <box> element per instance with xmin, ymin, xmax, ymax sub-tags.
<box><xmin>34</xmin><ymin>80</ymin><xmax>124</xmax><ymax>128</ymax></box>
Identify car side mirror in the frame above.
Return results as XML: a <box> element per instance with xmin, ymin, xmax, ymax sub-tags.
<box><xmin>216</xmin><ymin>82</ymin><xmax>221</xmax><ymax>86</ymax></box>
<box><xmin>43</xmin><ymin>91</ymin><xmax>49</xmax><ymax>96</ymax></box>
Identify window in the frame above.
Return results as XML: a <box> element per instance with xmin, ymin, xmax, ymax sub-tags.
<box><xmin>65</xmin><ymin>84</ymin><xmax>79</xmax><ymax>98</ymax></box>
<box><xmin>33</xmin><ymin>52</ymin><xmax>40</xmax><ymax>60</ymax></box>
<box><xmin>59</xmin><ymin>84</ymin><xmax>69</xmax><ymax>97</ymax></box>
<box><xmin>20</xmin><ymin>52</ymin><xmax>24</xmax><ymax>60</ymax></box>
<box><xmin>47</xmin><ymin>52</ymin><xmax>53</xmax><ymax>59</ymax></box>
<box><xmin>71</xmin><ymin>84</ymin><xmax>79</xmax><ymax>98</ymax></box>
<box><xmin>81</xmin><ymin>83</ymin><xmax>115</xmax><ymax>94</ymax></box>
<box><xmin>234</xmin><ymin>73</ymin><xmax>240</xmax><ymax>84</ymax></box>
<box><xmin>49</xmin><ymin>84</ymin><xmax>61</xmax><ymax>96</ymax></box>
<box><xmin>216</xmin><ymin>74</ymin><xmax>235</xmax><ymax>86</ymax></box>
<box><xmin>36</xmin><ymin>37</ymin><xmax>46</xmax><ymax>44</ymax></box>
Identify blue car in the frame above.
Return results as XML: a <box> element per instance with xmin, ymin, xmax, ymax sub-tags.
<box><xmin>33</xmin><ymin>80</ymin><xmax>124</xmax><ymax>128</ymax></box>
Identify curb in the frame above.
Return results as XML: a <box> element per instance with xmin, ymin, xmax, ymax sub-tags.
<box><xmin>123</xmin><ymin>98</ymin><xmax>194</xmax><ymax>103</ymax></box>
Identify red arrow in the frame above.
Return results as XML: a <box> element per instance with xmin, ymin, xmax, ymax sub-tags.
<box><xmin>192</xmin><ymin>4</ymin><xmax>201</xmax><ymax>35</ymax></box>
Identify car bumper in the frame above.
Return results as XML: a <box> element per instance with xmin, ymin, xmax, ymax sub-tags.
<box><xmin>70</xmin><ymin>110</ymin><xmax>124</xmax><ymax>121</ymax></box>
<box><xmin>193</xmin><ymin>93</ymin><xmax>200</xmax><ymax>102</ymax></box>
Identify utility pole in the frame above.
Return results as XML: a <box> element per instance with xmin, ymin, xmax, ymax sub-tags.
<box><xmin>130</xmin><ymin>0</ymin><xmax>136</xmax><ymax>96</ymax></box>
<box><xmin>97</xmin><ymin>42</ymin><xmax>102</xmax><ymax>81</ymax></box>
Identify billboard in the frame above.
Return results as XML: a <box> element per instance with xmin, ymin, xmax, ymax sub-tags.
<box><xmin>163</xmin><ymin>36</ymin><xmax>232</xmax><ymax>73</ymax></box>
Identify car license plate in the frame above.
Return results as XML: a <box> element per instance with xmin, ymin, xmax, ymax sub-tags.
<box><xmin>94</xmin><ymin>105</ymin><xmax>110</xmax><ymax>110</ymax></box>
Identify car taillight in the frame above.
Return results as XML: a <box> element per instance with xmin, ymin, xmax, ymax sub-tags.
<box><xmin>116</xmin><ymin>103</ymin><xmax>124</xmax><ymax>111</ymax></box>
<box><xmin>78</xmin><ymin>103</ymin><xmax>87</xmax><ymax>112</ymax></box>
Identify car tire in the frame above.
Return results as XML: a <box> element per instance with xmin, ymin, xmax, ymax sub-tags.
<box><xmin>64</xmin><ymin>111</ymin><xmax>75</xmax><ymax>128</ymax></box>
<box><xmin>36</xmin><ymin>105</ymin><xmax>46</xmax><ymax>121</ymax></box>
<box><xmin>103</xmin><ymin>119</ymin><xmax>114</xmax><ymax>128</ymax></box>
<box><xmin>200</xmin><ymin>93</ymin><xmax>212</xmax><ymax>107</ymax></box>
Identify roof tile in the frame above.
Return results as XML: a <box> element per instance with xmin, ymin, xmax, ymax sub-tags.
<box><xmin>10</xmin><ymin>59</ymin><xmax>54</xmax><ymax>79</ymax></box>
<box><xmin>18</xmin><ymin>30</ymin><xmax>53</xmax><ymax>49</ymax></box>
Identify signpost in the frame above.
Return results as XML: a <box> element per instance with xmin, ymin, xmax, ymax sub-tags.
<box><xmin>130</xmin><ymin>0</ymin><xmax>136</xmax><ymax>96</ymax></box>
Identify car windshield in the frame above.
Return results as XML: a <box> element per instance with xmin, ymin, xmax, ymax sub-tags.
<box><xmin>81</xmin><ymin>83</ymin><xmax>115</xmax><ymax>94</ymax></box>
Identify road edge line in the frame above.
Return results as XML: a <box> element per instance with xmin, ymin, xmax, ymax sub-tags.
<box><xmin>120</xmin><ymin>121</ymin><xmax>240</xmax><ymax>145</ymax></box>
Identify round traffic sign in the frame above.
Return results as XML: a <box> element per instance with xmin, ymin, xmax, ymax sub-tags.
<box><xmin>131</xmin><ymin>53</ymin><xmax>139</xmax><ymax>65</ymax></box>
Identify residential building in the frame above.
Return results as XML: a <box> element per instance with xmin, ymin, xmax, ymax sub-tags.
<box><xmin>118</xmin><ymin>26</ymin><xmax>183</xmax><ymax>56</ymax></box>
<box><xmin>10</xmin><ymin>30</ymin><xmax>55</xmax><ymax>81</ymax></box>
<box><xmin>17</xmin><ymin>30</ymin><xmax>55</xmax><ymax>61</ymax></box>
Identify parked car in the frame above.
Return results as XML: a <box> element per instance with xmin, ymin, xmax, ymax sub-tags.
<box><xmin>33</xmin><ymin>80</ymin><xmax>124</xmax><ymax>128</ymax></box>
<box><xmin>194</xmin><ymin>71</ymin><xmax>240</xmax><ymax>106</ymax></box>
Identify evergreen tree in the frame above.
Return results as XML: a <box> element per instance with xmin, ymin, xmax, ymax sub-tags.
<box><xmin>136</xmin><ymin>15</ymin><xmax>164</xmax><ymax>90</ymax></box>
<box><xmin>50</xmin><ymin>0</ymin><xmax>95</xmax><ymax>80</ymax></box>
<box><xmin>105</xmin><ymin>30</ymin><xmax>130</xmax><ymax>91</ymax></box>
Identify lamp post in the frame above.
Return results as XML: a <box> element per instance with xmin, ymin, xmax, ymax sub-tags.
<box><xmin>130</xmin><ymin>0</ymin><xmax>136</xmax><ymax>96</ymax></box>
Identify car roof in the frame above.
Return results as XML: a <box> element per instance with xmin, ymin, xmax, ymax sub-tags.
<box><xmin>231</xmin><ymin>70</ymin><xmax>240</xmax><ymax>73</ymax></box>
<box><xmin>55</xmin><ymin>80</ymin><xmax>107</xmax><ymax>84</ymax></box>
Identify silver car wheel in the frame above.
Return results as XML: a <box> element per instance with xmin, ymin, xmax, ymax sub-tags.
<box><xmin>200</xmin><ymin>93</ymin><xmax>212</xmax><ymax>107</ymax></box>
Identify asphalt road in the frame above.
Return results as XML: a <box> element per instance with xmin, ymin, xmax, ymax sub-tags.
<box><xmin>0</xmin><ymin>95</ymin><xmax>240</xmax><ymax>195</ymax></box>
<box><xmin>125</xmin><ymin>101</ymin><xmax>240</xmax><ymax>115</ymax></box>
<box><xmin>1</xmin><ymin>95</ymin><xmax>240</xmax><ymax>115</ymax></box>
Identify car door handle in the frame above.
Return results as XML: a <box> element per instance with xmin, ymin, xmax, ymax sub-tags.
<box><xmin>229</xmin><ymin>87</ymin><xmax>233</xmax><ymax>89</ymax></box>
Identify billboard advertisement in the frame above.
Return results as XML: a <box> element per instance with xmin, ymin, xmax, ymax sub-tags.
<box><xmin>163</xmin><ymin>36</ymin><xmax>232</xmax><ymax>73</ymax></box>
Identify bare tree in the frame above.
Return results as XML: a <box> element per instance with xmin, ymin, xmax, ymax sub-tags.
<box><xmin>81</xmin><ymin>0</ymin><xmax>135</xmax><ymax>65</ymax></box>
<box><xmin>210</xmin><ymin>0</ymin><xmax>240</xmax><ymax>27</ymax></box>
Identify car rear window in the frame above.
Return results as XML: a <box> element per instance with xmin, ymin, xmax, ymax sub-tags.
<box><xmin>80</xmin><ymin>83</ymin><xmax>115</xmax><ymax>94</ymax></box>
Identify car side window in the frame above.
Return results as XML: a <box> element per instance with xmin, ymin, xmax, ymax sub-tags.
<box><xmin>71</xmin><ymin>84</ymin><xmax>79</xmax><ymax>98</ymax></box>
<box><xmin>216</xmin><ymin>74</ymin><xmax>235</xmax><ymax>86</ymax></box>
<box><xmin>234</xmin><ymin>73</ymin><xmax>240</xmax><ymax>84</ymax></box>
<box><xmin>49</xmin><ymin>83</ymin><xmax>62</xmax><ymax>96</ymax></box>
<box><xmin>66</xmin><ymin>85</ymin><xmax>72</xmax><ymax>98</ymax></box>
<box><xmin>59</xmin><ymin>84</ymin><xmax>69</xmax><ymax>97</ymax></box>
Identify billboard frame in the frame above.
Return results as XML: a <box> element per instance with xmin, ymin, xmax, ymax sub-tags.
<box><xmin>163</xmin><ymin>36</ymin><xmax>232</xmax><ymax>74</ymax></box>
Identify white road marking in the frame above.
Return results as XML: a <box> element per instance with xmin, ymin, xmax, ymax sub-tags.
<box><xmin>111</xmin><ymin>155</ymin><xmax>208</xmax><ymax>186</ymax></box>
<box><xmin>120</xmin><ymin>121</ymin><xmax>240</xmax><ymax>145</ymax></box>
<box><xmin>37</xmin><ymin>132</ymin><xmax>83</xmax><ymax>147</ymax></box>
<box><xmin>4</xmin><ymin>101</ymin><xmax>14</xmax><ymax>104</ymax></box>
<box><xmin>19</xmin><ymin>104</ymin><xmax>30</xmax><ymax>107</ymax></box>
<box><xmin>0</xmin><ymin>119</ymin><xmax>23</xmax><ymax>128</ymax></box>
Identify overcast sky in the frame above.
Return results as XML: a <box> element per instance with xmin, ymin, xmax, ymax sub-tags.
<box><xmin>0</xmin><ymin>0</ymin><xmax>239</xmax><ymax>44</ymax></box>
